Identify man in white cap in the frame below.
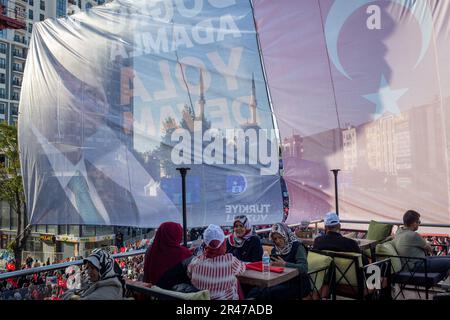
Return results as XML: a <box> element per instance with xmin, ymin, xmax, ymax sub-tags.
<box><xmin>312</xmin><ymin>212</ymin><xmax>362</xmax><ymax>256</ymax></box>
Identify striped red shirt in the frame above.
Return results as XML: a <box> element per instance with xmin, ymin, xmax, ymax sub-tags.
<box><xmin>188</xmin><ymin>253</ymin><xmax>246</xmax><ymax>300</ymax></box>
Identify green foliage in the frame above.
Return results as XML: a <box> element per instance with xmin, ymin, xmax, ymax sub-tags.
<box><xmin>0</xmin><ymin>122</ymin><xmax>25</xmax><ymax>210</ymax></box>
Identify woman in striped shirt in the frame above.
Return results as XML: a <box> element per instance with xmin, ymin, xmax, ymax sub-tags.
<box><xmin>187</xmin><ymin>224</ymin><xmax>246</xmax><ymax>300</ymax></box>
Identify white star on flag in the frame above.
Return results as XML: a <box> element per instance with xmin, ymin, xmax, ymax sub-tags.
<box><xmin>363</xmin><ymin>75</ymin><xmax>408</xmax><ymax>120</ymax></box>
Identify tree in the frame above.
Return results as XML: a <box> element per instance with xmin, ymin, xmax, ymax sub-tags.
<box><xmin>0</xmin><ymin>122</ymin><xmax>29</xmax><ymax>269</ymax></box>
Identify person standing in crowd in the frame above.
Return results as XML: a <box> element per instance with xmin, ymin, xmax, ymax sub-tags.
<box><xmin>248</xmin><ymin>222</ymin><xmax>310</xmax><ymax>300</ymax></box>
<box><xmin>393</xmin><ymin>210</ymin><xmax>450</xmax><ymax>283</ymax></box>
<box><xmin>143</xmin><ymin>222</ymin><xmax>192</xmax><ymax>289</ymax></box>
<box><xmin>25</xmin><ymin>255</ymin><xmax>33</xmax><ymax>268</ymax></box>
<box><xmin>227</xmin><ymin>215</ymin><xmax>263</xmax><ymax>263</ymax></box>
<box><xmin>62</xmin><ymin>249</ymin><xmax>124</xmax><ymax>300</ymax></box>
<box><xmin>188</xmin><ymin>224</ymin><xmax>246</xmax><ymax>300</ymax></box>
<box><xmin>115</xmin><ymin>231</ymin><xmax>124</xmax><ymax>249</ymax></box>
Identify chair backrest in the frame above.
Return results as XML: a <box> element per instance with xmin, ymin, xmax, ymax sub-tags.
<box><xmin>148</xmin><ymin>286</ymin><xmax>210</xmax><ymax>300</ymax></box>
<box><xmin>317</xmin><ymin>250</ymin><xmax>363</xmax><ymax>288</ymax></box>
<box><xmin>307</xmin><ymin>251</ymin><xmax>333</xmax><ymax>291</ymax></box>
<box><xmin>366</xmin><ymin>221</ymin><xmax>393</xmax><ymax>241</ymax></box>
<box><xmin>125</xmin><ymin>281</ymin><xmax>210</xmax><ymax>300</ymax></box>
<box><xmin>376</xmin><ymin>241</ymin><xmax>402</xmax><ymax>273</ymax></box>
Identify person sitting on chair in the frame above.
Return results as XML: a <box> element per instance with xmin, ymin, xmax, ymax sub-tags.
<box><xmin>227</xmin><ymin>215</ymin><xmax>263</xmax><ymax>263</ymax></box>
<box><xmin>247</xmin><ymin>222</ymin><xmax>311</xmax><ymax>300</ymax></box>
<box><xmin>393</xmin><ymin>210</ymin><xmax>450</xmax><ymax>283</ymax></box>
<box><xmin>188</xmin><ymin>224</ymin><xmax>246</xmax><ymax>300</ymax></box>
<box><xmin>143</xmin><ymin>222</ymin><xmax>194</xmax><ymax>291</ymax></box>
<box><xmin>313</xmin><ymin>212</ymin><xmax>362</xmax><ymax>253</ymax></box>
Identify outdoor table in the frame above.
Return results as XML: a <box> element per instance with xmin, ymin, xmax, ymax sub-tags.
<box><xmin>238</xmin><ymin>266</ymin><xmax>299</xmax><ymax>288</ymax></box>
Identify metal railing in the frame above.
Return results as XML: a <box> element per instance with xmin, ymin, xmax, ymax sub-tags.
<box><xmin>0</xmin><ymin>249</ymin><xmax>146</xmax><ymax>281</ymax></box>
<box><xmin>340</xmin><ymin>219</ymin><xmax>450</xmax><ymax>229</ymax></box>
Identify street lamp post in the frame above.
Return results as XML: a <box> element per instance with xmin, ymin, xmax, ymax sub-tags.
<box><xmin>176</xmin><ymin>167</ymin><xmax>190</xmax><ymax>247</ymax></box>
<box><xmin>331</xmin><ymin>169</ymin><xmax>340</xmax><ymax>216</ymax></box>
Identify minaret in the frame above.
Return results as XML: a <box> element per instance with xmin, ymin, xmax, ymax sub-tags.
<box><xmin>249</xmin><ymin>73</ymin><xmax>257</xmax><ymax>125</ymax></box>
<box><xmin>196</xmin><ymin>69</ymin><xmax>205</xmax><ymax>121</ymax></box>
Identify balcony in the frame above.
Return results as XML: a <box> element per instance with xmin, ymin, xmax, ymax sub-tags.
<box><xmin>0</xmin><ymin>4</ymin><xmax>26</xmax><ymax>30</ymax></box>
<box><xmin>12</xmin><ymin>66</ymin><xmax>23</xmax><ymax>73</ymax></box>
<box><xmin>13</xmin><ymin>50</ymin><xmax>26</xmax><ymax>59</ymax></box>
<box><xmin>11</xmin><ymin>93</ymin><xmax>19</xmax><ymax>100</ymax></box>
<box><xmin>13</xmin><ymin>35</ymin><xmax>27</xmax><ymax>45</ymax></box>
<box><xmin>12</xmin><ymin>79</ymin><xmax>21</xmax><ymax>86</ymax></box>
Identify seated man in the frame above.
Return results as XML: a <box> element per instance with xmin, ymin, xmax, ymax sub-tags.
<box><xmin>313</xmin><ymin>212</ymin><xmax>365</xmax><ymax>262</ymax></box>
<box><xmin>393</xmin><ymin>210</ymin><xmax>450</xmax><ymax>282</ymax></box>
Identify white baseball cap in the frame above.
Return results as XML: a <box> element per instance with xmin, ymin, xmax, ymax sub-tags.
<box><xmin>324</xmin><ymin>212</ymin><xmax>340</xmax><ymax>226</ymax></box>
<box><xmin>203</xmin><ymin>224</ymin><xmax>225</xmax><ymax>248</ymax></box>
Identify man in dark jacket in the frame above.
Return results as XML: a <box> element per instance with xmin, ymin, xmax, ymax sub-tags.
<box><xmin>313</xmin><ymin>212</ymin><xmax>363</xmax><ymax>257</ymax></box>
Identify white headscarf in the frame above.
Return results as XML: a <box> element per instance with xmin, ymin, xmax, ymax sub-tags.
<box><xmin>270</xmin><ymin>223</ymin><xmax>298</xmax><ymax>255</ymax></box>
<box><xmin>228</xmin><ymin>215</ymin><xmax>253</xmax><ymax>248</ymax></box>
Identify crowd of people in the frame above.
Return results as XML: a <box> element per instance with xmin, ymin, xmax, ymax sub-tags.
<box><xmin>1</xmin><ymin>210</ymin><xmax>450</xmax><ymax>300</ymax></box>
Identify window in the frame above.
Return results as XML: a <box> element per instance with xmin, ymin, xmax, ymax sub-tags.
<box><xmin>56</xmin><ymin>0</ymin><xmax>67</xmax><ymax>18</ymax></box>
<box><xmin>0</xmin><ymin>88</ymin><xmax>5</xmax><ymax>99</ymax></box>
<box><xmin>0</xmin><ymin>43</ymin><xmax>6</xmax><ymax>54</ymax></box>
<box><xmin>0</xmin><ymin>74</ymin><xmax>5</xmax><ymax>84</ymax></box>
<box><xmin>28</xmin><ymin>9</ymin><xmax>33</xmax><ymax>20</ymax></box>
<box><xmin>13</xmin><ymin>63</ymin><xmax>22</xmax><ymax>72</ymax></box>
<box><xmin>82</xmin><ymin>225</ymin><xmax>96</xmax><ymax>236</ymax></box>
<box><xmin>85</xmin><ymin>3</ymin><xmax>93</xmax><ymax>11</ymax></box>
<box><xmin>0</xmin><ymin>103</ymin><xmax>5</xmax><ymax>113</ymax></box>
<box><xmin>28</xmin><ymin>23</ymin><xmax>33</xmax><ymax>33</ymax></box>
<box><xmin>29</xmin><ymin>0</ymin><xmax>34</xmax><ymax>5</ymax></box>
<box><xmin>40</xmin><ymin>14</ymin><xmax>44</xmax><ymax>21</ymax></box>
<box><xmin>40</xmin><ymin>0</ymin><xmax>45</xmax><ymax>11</ymax></box>
<box><xmin>11</xmin><ymin>105</ymin><xmax>18</xmax><ymax>116</ymax></box>
<box><xmin>68</xmin><ymin>225</ymin><xmax>80</xmax><ymax>236</ymax></box>
<box><xmin>0</xmin><ymin>58</ymin><xmax>5</xmax><ymax>69</ymax></box>
<box><xmin>1</xmin><ymin>201</ymin><xmax>11</xmax><ymax>230</ymax></box>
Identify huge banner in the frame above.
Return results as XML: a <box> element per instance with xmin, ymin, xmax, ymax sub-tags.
<box><xmin>19</xmin><ymin>0</ymin><xmax>283</xmax><ymax>227</ymax></box>
<box><xmin>254</xmin><ymin>0</ymin><xmax>450</xmax><ymax>230</ymax></box>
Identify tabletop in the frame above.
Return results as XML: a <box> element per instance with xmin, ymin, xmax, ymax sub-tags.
<box><xmin>238</xmin><ymin>266</ymin><xmax>299</xmax><ymax>288</ymax></box>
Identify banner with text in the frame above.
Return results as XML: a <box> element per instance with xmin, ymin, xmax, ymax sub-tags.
<box><xmin>19</xmin><ymin>0</ymin><xmax>283</xmax><ymax>227</ymax></box>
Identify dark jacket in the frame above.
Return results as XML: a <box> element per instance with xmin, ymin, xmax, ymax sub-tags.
<box><xmin>226</xmin><ymin>235</ymin><xmax>263</xmax><ymax>263</ymax></box>
<box><xmin>156</xmin><ymin>256</ymin><xmax>195</xmax><ymax>291</ymax></box>
<box><xmin>313</xmin><ymin>231</ymin><xmax>361</xmax><ymax>254</ymax></box>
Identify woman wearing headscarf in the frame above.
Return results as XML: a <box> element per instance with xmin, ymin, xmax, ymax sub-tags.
<box><xmin>62</xmin><ymin>249</ymin><xmax>124</xmax><ymax>300</ymax></box>
<box><xmin>143</xmin><ymin>222</ymin><xmax>193</xmax><ymax>290</ymax></box>
<box><xmin>247</xmin><ymin>222</ymin><xmax>311</xmax><ymax>300</ymax></box>
<box><xmin>227</xmin><ymin>215</ymin><xmax>263</xmax><ymax>263</ymax></box>
<box><xmin>188</xmin><ymin>224</ymin><xmax>246</xmax><ymax>300</ymax></box>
